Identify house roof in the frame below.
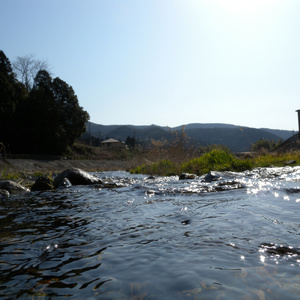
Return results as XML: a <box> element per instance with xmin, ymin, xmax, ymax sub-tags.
<box><xmin>101</xmin><ymin>138</ymin><xmax>123</xmax><ymax>144</ymax></box>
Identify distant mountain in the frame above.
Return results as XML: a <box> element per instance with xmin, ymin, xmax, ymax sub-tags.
<box><xmin>184</xmin><ymin>127</ymin><xmax>282</xmax><ymax>152</ymax></box>
<box><xmin>87</xmin><ymin>123</ymin><xmax>171</xmax><ymax>141</ymax></box>
<box><xmin>260</xmin><ymin>128</ymin><xmax>295</xmax><ymax>140</ymax></box>
<box><xmin>85</xmin><ymin>122</ymin><xmax>294</xmax><ymax>152</ymax></box>
<box><xmin>173</xmin><ymin>123</ymin><xmax>239</xmax><ymax>130</ymax></box>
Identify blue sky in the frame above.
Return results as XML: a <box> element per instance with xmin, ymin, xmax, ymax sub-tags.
<box><xmin>2</xmin><ymin>0</ymin><xmax>300</xmax><ymax>130</ymax></box>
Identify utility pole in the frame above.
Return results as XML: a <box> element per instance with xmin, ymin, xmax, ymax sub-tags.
<box><xmin>296</xmin><ymin>110</ymin><xmax>300</xmax><ymax>138</ymax></box>
<box><xmin>89</xmin><ymin>122</ymin><xmax>92</xmax><ymax>145</ymax></box>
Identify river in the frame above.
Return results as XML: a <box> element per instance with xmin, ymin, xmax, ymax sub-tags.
<box><xmin>1</xmin><ymin>167</ymin><xmax>300</xmax><ymax>299</ymax></box>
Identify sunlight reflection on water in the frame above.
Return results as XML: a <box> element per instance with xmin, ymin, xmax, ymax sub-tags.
<box><xmin>1</xmin><ymin>167</ymin><xmax>300</xmax><ymax>299</ymax></box>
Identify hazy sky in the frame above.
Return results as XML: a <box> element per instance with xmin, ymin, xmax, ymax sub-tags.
<box><xmin>2</xmin><ymin>0</ymin><xmax>300</xmax><ymax>130</ymax></box>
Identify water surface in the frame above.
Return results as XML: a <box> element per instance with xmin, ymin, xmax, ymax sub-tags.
<box><xmin>1</xmin><ymin>167</ymin><xmax>300</xmax><ymax>299</ymax></box>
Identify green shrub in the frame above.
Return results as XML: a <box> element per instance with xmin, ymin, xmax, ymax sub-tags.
<box><xmin>130</xmin><ymin>159</ymin><xmax>179</xmax><ymax>176</ymax></box>
<box><xmin>252</xmin><ymin>152</ymin><xmax>300</xmax><ymax>168</ymax></box>
<box><xmin>131</xmin><ymin>149</ymin><xmax>253</xmax><ymax>176</ymax></box>
<box><xmin>0</xmin><ymin>166</ymin><xmax>22</xmax><ymax>180</ymax></box>
<box><xmin>232</xmin><ymin>159</ymin><xmax>253</xmax><ymax>172</ymax></box>
<box><xmin>250</xmin><ymin>138</ymin><xmax>282</xmax><ymax>152</ymax></box>
<box><xmin>130</xmin><ymin>148</ymin><xmax>300</xmax><ymax>176</ymax></box>
<box><xmin>181</xmin><ymin>149</ymin><xmax>247</xmax><ymax>175</ymax></box>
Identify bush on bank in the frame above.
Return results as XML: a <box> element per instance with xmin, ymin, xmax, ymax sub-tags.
<box><xmin>252</xmin><ymin>152</ymin><xmax>300</xmax><ymax>168</ymax></box>
<box><xmin>181</xmin><ymin>149</ymin><xmax>252</xmax><ymax>175</ymax></box>
<box><xmin>130</xmin><ymin>159</ymin><xmax>180</xmax><ymax>176</ymax></box>
<box><xmin>1</xmin><ymin>149</ymin><xmax>300</xmax><ymax>180</ymax></box>
<box><xmin>130</xmin><ymin>149</ymin><xmax>300</xmax><ymax>176</ymax></box>
<box><xmin>130</xmin><ymin>149</ymin><xmax>253</xmax><ymax>176</ymax></box>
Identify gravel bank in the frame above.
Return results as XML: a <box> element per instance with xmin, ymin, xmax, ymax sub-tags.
<box><xmin>0</xmin><ymin>159</ymin><xmax>138</xmax><ymax>174</ymax></box>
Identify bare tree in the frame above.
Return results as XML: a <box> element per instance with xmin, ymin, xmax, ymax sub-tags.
<box><xmin>13</xmin><ymin>54</ymin><xmax>50</xmax><ymax>90</ymax></box>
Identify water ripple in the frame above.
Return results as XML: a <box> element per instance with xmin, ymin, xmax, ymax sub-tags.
<box><xmin>1</xmin><ymin>167</ymin><xmax>300</xmax><ymax>298</ymax></box>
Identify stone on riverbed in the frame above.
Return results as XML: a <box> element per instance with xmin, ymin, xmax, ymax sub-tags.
<box><xmin>0</xmin><ymin>180</ymin><xmax>30</xmax><ymax>194</ymax></box>
<box><xmin>0</xmin><ymin>189</ymin><xmax>10</xmax><ymax>198</ymax></box>
<box><xmin>31</xmin><ymin>176</ymin><xmax>53</xmax><ymax>191</ymax></box>
<box><xmin>179</xmin><ymin>173</ymin><xmax>196</xmax><ymax>180</ymax></box>
<box><xmin>203</xmin><ymin>171</ymin><xmax>221</xmax><ymax>182</ymax></box>
<box><xmin>284</xmin><ymin>160</ymin><xmax>296</xmax><ymax>165</ymax></box>
<box><xmin>53</xmin><ymin>168</ymin><xmax>102</xmax><ymax>188</ymax></box>
<box><xmin>56</xmin><ymin>177</ymin><xmax>72</xmax><ymax>188</ymax></box>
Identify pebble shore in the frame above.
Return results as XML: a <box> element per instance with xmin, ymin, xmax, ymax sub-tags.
<box><xmin>0</xmin><ymin>159</ymin><xmax>137</xmax><ymax>174</ymax></box>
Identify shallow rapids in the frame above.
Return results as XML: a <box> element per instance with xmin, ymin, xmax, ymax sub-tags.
<box><xmin>1</xmin><ymin>166</ymin><xmax>300</xmax><ymax>299</ymax></box>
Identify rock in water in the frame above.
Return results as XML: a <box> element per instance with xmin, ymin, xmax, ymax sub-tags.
<box><xmin>284</xmin><ymin>160</ymin><xmax>296</xmax><ymax>165</ymax></box>
<box><xmin>56</xmin><ymin>177</ymin><xmax>72</xmax><ymax>188</ymax></box>
<box><xmin>0</xmin><ymin>180</ymin><xmax>30</xmax><ymax>194</ymax></box>
<box><xmin>31</xmin><ymin>176</ymin><xmax>53</xmax><ymax>191</ymax></box>
<box><xmin>0</xmin><ymin>189</ymin><xmax>10</xmax><ymax>198</ymax></box>
<box><xmin>203</xmin><ymin>171</ymin><xmax>221</xmax><ymax>182</ymax></box>
<box><xmin>53</xmin><ymin>168</ymin><xmax>102</xmax><ymax>188</ymax></box>
<box><xmin>179</xmin><ymin>173</ymin><xmax>196</xmax><ymax>180</ymax></box>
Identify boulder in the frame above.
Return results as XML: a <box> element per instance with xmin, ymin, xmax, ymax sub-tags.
<box><xmin>0</xmin><ymin>189</ymin><xmax>10</xmax><ymax>198</ymax></box>
<box><xmin>56</xmin><ymin>177</ymin><xmax>72</xmax><ymax>188</ymax></box>
<box><xmin>0</xmin><ymin>180</ymin><xmax>30</xmax><ymax>194</ymax></box>
<box><xmin>203</xmin><ymin>171</ymin><xmax>221</xmax><ymax>182</ymax></box>
<box><xmin>179</xmin><ymin>173</ymin><xmax>196</xmax><ymax>180</ymax></box>
<box><xmin>53</xmin><ymin>168</ymin><xmax>102</xmax><ymax>188</ymax></box>
<box><xmin>31</xmin><ymin>176</ymin><xmax>53</xmax><ymax>191</ymax></box>
<box><xmin>284</xmin><ymin>160</ymin><xmax>296</xmax><ymax>165</ymax></box>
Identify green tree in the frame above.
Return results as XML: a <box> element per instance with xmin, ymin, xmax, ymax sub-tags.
<box><xmin>52</xmin><ymin>77</ymin><xmax>89</xmax><ymax>152</ymax></box>
<box><xmin>125</xmin><ymin>136</ymin><xmax>136</xmax><ymax>149</ymax></box>
<box><xmin>19</xmin><ymin>70</ymin><xmax>58</xmax><ymax>154</ymax></box>
<box><xmin>0</xmin><ymin>51</ymin><xmax>89</xmax><ymax>155</ymax></box>
<box><xmin>0</xmin><ymin>50</ymin><xmax>13</xmax><ymax>74</ymax></box>
<box><xmin>18</xmin><ymin>70</ymin><xmax>89</xmax><ymax>154</ymax></box>
<box><xmin>250</xmin><ymin>138</ymin><xmax>281</xmax><ymax>152</ymax></box>
<box><xmin>0</xmin><ymin>51</ymin><xmax>15</xmax><ymax>121</ymax></box>
<box><xmin>0</xmin><ymin>50</ymin><xmax>27</xmax><ymax>150</ymax></box>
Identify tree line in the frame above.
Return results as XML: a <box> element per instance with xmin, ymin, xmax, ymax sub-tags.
<box><xmin>0</xmin><ymin>50</ymin><xmax>89</xmax><ymax>155</ymax></box>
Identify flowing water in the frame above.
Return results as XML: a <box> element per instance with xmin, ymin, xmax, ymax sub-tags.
<box><xmin>1</xmin><ymin>167</ymin><xmax>300</xmax><ymax>299</ymax></box>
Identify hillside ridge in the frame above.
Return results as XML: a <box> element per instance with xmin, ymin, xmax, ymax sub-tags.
<box><xmin>85</xmin><ymin>122</ymin><xmax>294</xmax><ymax>152</ymax></box>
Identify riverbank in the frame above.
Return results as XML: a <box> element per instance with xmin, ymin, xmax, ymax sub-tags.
<box><xmin>130</xmin><ymin>149</ymin><xmax>300</xmax><ymax>176</ymax></box>
<box><xmin>0</xmin><ymin>158</ymin><xmax>137</xmax><ymax>174</ymax></box>
<box><xmin>1</xmin><ymin>149</ymin><xmax>299</xmax><ymax>178</ymax></box>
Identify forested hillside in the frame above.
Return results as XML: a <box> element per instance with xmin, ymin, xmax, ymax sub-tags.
<box><xmin>86</xmin><ymin>122</ymin><xmax>293</xmax><ymax>152</ymax></box>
